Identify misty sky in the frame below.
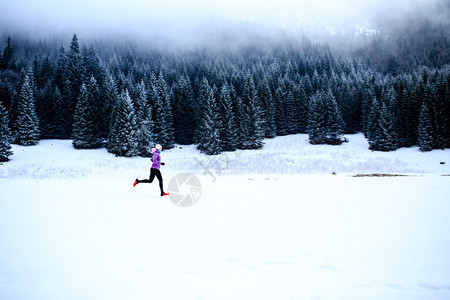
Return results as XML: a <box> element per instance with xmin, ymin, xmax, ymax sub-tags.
<box><xmin>0</xmin><ymin>0</ymin><xmax>447</xmax><ymax>42</ymax></box>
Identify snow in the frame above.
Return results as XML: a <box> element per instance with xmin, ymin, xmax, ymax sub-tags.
<box><xmin>1</xmin><ymin>134</ymin><xmax>450</xmax><ymax>300</ymax></box>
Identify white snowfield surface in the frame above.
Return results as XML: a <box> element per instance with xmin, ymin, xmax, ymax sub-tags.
<box><xmin>1</xmin><ymin>133</ymin><xmax>449</xmax><ymax>300</ymax></box>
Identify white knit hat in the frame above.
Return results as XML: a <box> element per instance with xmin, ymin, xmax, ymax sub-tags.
<box><xmin>155</xmin><ymin>144</ymin><xmax>162</xmax><ymax>150</ymax></box>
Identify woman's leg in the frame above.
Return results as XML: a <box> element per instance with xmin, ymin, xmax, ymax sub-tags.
<box><xmin>154</xmin><ymin>169</ymin><xmax>165</xmax><ymax>195</ymax></box>
<box><xmin>137</xmin><ymin>168</ymin><xmax>164</xmax><ymax>195</ymax></box>
<box><xmin>136</xmin><ymin>168</ymin><xmax>156</xmax><ymax>184</ymax></box>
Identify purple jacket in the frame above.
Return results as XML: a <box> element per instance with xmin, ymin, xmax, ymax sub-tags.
<box><xmin>151</xmin><ymin>148</ymin><xmax>161</xmax><ymax>169</ymax></box>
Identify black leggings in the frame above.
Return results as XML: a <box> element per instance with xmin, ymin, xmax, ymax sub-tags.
<box><xmin>139</xmin><ymin>168</ymin><xmax>164</xmax><ymax>195</ymax></box>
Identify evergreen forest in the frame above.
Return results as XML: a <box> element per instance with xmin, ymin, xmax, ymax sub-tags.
<box><xmin>0</xmin><ymin>15</ymin><xmax>449</xmax><ymax>160</ymax></box>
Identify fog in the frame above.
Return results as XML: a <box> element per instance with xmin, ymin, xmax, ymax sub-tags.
<box><xmin>0</xmin><ymin>0</ymin><xmax>449</xmax><ymax>46</ymax></box>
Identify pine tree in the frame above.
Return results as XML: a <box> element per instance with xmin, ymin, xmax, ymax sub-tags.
<box><xmin>65</xmin><ymin>34</ymin><xmax>82</xmax><ymax>92</ymax></box>
<box><xmin>172</xmin><ymin>75</ymin><xmax>196</xmax><ymax>144</ymax></box>
<box><xmin>101</xmin><ymin>75</ymin><xmax>119</xmax><ymax>138</ymax></box>
<box><xmin>134</xmin><ymin>80</ymin><xmax>145</xmax><ymax>120</ymax></box>
<box><xmin>149</xmin><ymin>73</ymin><xmax>175</xmax><ymax>149</ymax></box>
<box><xmin>157</xmin><ymin>72</ymin><xmax>175</xmax><ymax>149</ymax></box>
<box><xmin>241</xmin><ymin>72</ymin><xmax>264</xmax><ymax>149</ymax></box>
<box><xmin>325</xmin><ymin>90</ymin><xmax>346</xmax><ymax>145</ymax></box>
<box><xmin>0</xmin><ymin>37</ymin><xmax>16</xmax><ymax>70</ymax></box>
<box><xmin>72</xmin><ymin>82</ymin><xmax>101</xmax><ymax>149</ymax></box>
<box><xmin>307</xmin><ymin>90</ymin><xmax>344</xmax><ymax>145</ymax></box>
<box><xmin>435</xmin><ymin>73</ymin><xmax>449</xmax><ymax>147</ymax></box>
<box><xmin>48</xmin><ymin>87</ymin><xmax>67</xmax><ymax>139</ymax></box>
<box><xmin>445</xmin><ymin>80</ymin><xmax>450</xmax><ymax>148</ymax></box>
<box><xmin>0</xmin><ymin>71</ymin><xmax>15</xmax><ymax>114</ymax></box>
<box><xmin>14</xmin><ymin>74</ymin><xmax>40</xmax><ymax>146</ymax></box>
<box><xmin>417</xmin><ymin>102</ymin><xmax>434</xmax><ymax>152</ymax></box>
<box><xmin>230</xmin><ymin>84</ymin><xmax>247</xmax><ymax>149</ymax></box>
<box><xmin>285</xmin><ymin>91</ymin><xmax>297</xmax><ymax>134</ymax></box>
<box><xmin>81</xmin><ymin>44</ymin><xmax>104</xmax><ymax>85</ymax></box>
<box><xmin>360</xmin><ymin>82</ymin><xmax>376</xmax><ymax>137</ymax></box>
<box><xmin>427</xmin><ymin>81</ymin><xmax>447</xmax><ymax>149</ymax></box>
<box><xmin>62</xmin><ymin>34</ymin><xmax>82</xmax><ymax>137</ymax></box>
<box><xmin>194</xmin><ymin>77</ymin><xmax>209</xmax><ymax>145</ymax></box>
<box><xmin>54</xmin><ymin>46</ymin><xmax>66</xmax><ymax>91</ymax></box>
<box><xmin>307</xmin><ymin>91</ymin><xmax>327</xmax><ymax>144</ymax></box>
<box><xmin>218</xmin><ymin>84</ymin><xmax>238</xmax><ymax>151</ymax></box>
<box><xmin>135</xmin><ymin>81</ymin><xmax>154</xmax><ymax>156</ymax></box>
<box><xmin>87</xmin><ymin>75</ymin><xmax>101</xmax><ymax>133</ymax></box>
<box><xmin>149</xmin><ymin>74</ymin><xmax>167</xmax><ymax>148</ymax></box>
<box><xmin>398</xmin><ymin>87</ymin><xmax>416</xmax><ymax>147</ymax></box>
<box><xmin>369</xmin><ymin>102</ymin><xmax>399</xmax><ymax>151</ymax></box>
<box><xmin>274</xmin><ymin>78</ymin><xmax>288</xmax><ymax>136</ymax></box>
<box><xmin>35</xmin><ymin>80</ymin><xmax>54</xmax><ymax>138</ymax></box>
<box><xmin>294</xmin><ymin>82</ymin><xmax>309</xmax><ymax>134</ymax></box>
<box><xmin>108</xmin><ymin>90</ymin><xmax>139</xmax><ymax>157</ymax></box>
<box><xmin>366</xmin><ymin>97</ymin><xmax>381</xmax><ymax>143</ymax></box>
<box><xmin>0</xmin><ymin>102</ymin><xmax>13</xmax><ymax>161</ymax></box>
<box><xmin>339</xmin><ymin>78</ymin><xmax>361</xmax><ymax>133</ymax></box>
<box><xmin>258</xmin><ymin>77</ymin><xmax>276</xmax><ymax>138</ymax></box>
<box><xmin>196</xmin><ymin>79</ymin><xmax>221</xmax><ymax>155</ymax></box>
<box><xmin>381</xmin><ymin>86</ymin><xmax>400</xmax><ymax>148</ymax></box>
<box><xmin>33</xmin><ymin>56</ymin><xmax>42</xmax><ymax>88</ymax></box>
<box><xmin>39</xmin><ymin>56</ymin><xmax>54</xmax><ymax>87</ymax></box>
<box><xmin>409</xmin><ymin>75</ymin><xmax>425</xmax><ymax>141</ymax></box>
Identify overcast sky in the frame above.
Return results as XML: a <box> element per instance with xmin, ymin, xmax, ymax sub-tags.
<box><xmin>0</xmin><ymin>0</ymin><xmax>447</xmax><ymax>43</ymax></box>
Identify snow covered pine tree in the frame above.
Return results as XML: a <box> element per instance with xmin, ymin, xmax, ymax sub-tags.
<box><xmin>0</xmin><ymin>102</ymin><xmax>13</xmax><ymax>161</ymax></box>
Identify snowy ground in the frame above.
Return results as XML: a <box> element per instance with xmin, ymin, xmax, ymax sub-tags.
<box><xmin>1</xmin><ymin>134</ymin><xmax>449</xmax><ymax>300</ymax></box>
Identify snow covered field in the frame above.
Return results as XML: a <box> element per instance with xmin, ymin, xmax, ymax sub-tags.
<box><xmin>1</xmin><ymin>134</ymin><xmax>450</xmax><ymax>300</ymax></box>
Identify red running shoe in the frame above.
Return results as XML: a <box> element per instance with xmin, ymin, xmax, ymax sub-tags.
<box><xmin>161</xmin><ymin>192</ymin><xmax>169</xmax><ymax>196</ymax></box>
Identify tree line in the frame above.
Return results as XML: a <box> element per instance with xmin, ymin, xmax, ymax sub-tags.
<box><xmin>0</xmin><ymin>33</ymin><xmax>449</xmax><ymax>161</ymax></box>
